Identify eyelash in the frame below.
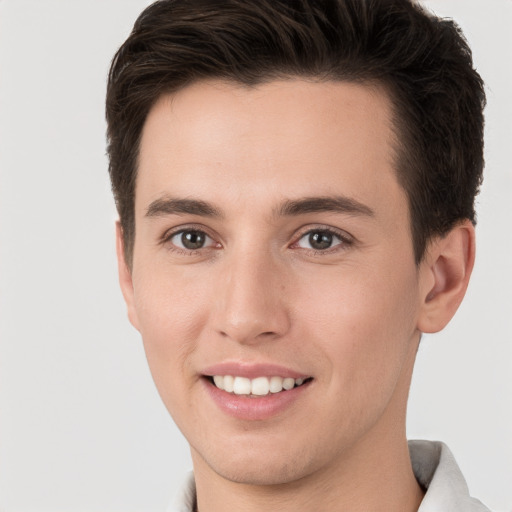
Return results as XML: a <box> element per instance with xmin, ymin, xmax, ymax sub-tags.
<box><xmin>160</xmin><ymin>225</ymin><xmax>354</xmax><ymax>256</ymax></box>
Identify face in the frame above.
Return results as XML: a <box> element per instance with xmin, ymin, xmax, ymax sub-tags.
<box><xmin>120</xmin><ymin>79</ymin><xmax>432</xmax><ymax>486</ymax></box>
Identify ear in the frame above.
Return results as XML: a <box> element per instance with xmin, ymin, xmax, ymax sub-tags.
<box><xmin>115</xmin><ymin>221</ymin><xmax>140</xmax><ymax>331</ymax></box>
<box><xmin>417</xmin><ymin>220</ymin><xmax>476</xmax><ymax>333</ymax></box>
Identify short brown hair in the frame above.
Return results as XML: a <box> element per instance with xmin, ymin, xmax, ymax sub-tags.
<box><xmin>106</xmin><ymin>0</ymin><xmax>485</xmax><ymax>266</ymax></box>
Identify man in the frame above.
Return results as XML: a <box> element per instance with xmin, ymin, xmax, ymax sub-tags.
<box><xmin>105</xmin><ymin>0</ymin><xmax>489</xmax><ymax>510</ymax></box>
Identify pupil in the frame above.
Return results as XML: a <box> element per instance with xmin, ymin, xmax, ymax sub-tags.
<box><xmin>309</xmin><ymin>231</ymin><xmax>332</xmax><ymax>250</ymax></box>
<box><xmin>182</xmin><ymin>231</ymin><xmax>205</xmax><ymax>249</ymax></box>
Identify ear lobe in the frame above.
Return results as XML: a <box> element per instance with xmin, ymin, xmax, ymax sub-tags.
<box><xmin>115</xmin><ymin>221</ymin><xmax>140</xmax><ymax>331</ymax></box>
<box><xmin>417</xmin><ymin>220</ymin><xmax>476</xmax><ymax>334</ymax></box>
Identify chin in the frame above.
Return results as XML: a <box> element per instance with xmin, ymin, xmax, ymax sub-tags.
<box><xmin>194</xmin><ymin>441</ymin><xmax>322</xmax><ymax>486</ymax></box>
<box><xmin>210</xmin><ymin>461</ymin><xmax>307</xmax><ymax>486</ymax></box>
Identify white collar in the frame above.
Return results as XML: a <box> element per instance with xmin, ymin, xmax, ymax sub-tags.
<box><xmin>410</xmin><ymin>440</ymin><xmax>491</xmax><ymax>511</ymax></box>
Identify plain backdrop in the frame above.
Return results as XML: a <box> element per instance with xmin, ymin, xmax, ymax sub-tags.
<box><xmin>0</xmin><ymin>1</ymin><xmax>511</xmax><ymax>511</ymax></box>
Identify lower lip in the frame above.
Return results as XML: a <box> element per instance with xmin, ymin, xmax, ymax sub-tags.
<box><xmin>203</xmin><ymin>378</ymin><xmax>312</xmax><ymax>421</ymax></box>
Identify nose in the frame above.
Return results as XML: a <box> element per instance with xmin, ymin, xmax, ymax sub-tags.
<box><xmin>212</xmin><ymin>246</ymin><xmax>291</xmax><ymax>345</ymax></box>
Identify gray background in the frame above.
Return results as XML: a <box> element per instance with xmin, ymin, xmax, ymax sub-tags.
<box><xmin>0</xmin><ymin>1</ymin><xmax>511</xmax><ymax>511</ymax></box>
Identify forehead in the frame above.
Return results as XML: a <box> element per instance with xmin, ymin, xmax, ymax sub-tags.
<box><xmin>136</xmin><ymin>79</ymin><xmax>404</xmax><ymax>221</ymax></box>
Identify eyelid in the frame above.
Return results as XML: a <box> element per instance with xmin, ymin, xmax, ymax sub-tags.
<box><xmin>160</xmin><ymin>223</ymin><xmax>214</xmax><ymax>241</ymax></box>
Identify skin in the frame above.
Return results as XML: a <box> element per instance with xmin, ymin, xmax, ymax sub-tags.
<box><xmin>117</xmin><ymin>79</ymin><xmax>475</xmax><ymax>511</ymax></box>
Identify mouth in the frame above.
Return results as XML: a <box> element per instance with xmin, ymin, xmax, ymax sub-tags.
<box><xmin>206</xmin><ymin>375</ymin><xmax>313</xmax><ymax>396</ymax></box>
<box><xmin>202</xmin><ymin>365</ymin><xmax>314</xmax><ymax>420</ymax></box>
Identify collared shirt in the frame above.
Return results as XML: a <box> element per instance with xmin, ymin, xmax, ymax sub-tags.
<box><xmin>168</xmin><ymin>440</ymin><xmax>492</xmax><ymax>512</ymax></box>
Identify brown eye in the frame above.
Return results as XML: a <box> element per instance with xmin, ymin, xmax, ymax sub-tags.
<box><xmin>309</xmin><ymin>231</ymin><xmax>333</xmax><ymax>250</ymax></box>
<box><xmin>170</xmin><ymin>230</ymin><xmax>215</xmax><ymax>250</ymax></box>
<box><xmin>297</xmin><ymin>229</ymin><xmax>345</xmax><ymax>251</ymax></box>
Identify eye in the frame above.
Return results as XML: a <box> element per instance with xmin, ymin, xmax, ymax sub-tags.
<box><xmin>296</xmin><ymin>229</ymin><xmax>347</xmax><ymax>251</ymax></box>
<box><xmin>169</xmin><ymin>229</ymin><xmax>216</xmax><ymax>251</ymax></box>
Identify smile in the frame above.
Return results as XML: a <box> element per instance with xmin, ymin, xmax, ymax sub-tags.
<box><xmin>211</xmin><ymin>375</ymin><xmax>311</xmax><ymax>396</ymax></box>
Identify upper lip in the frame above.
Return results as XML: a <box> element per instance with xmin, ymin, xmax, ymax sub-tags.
<box><xmin>201</xmin><ymin>361</ymin><xmax>310</xmax><ymax>380</ymax></box>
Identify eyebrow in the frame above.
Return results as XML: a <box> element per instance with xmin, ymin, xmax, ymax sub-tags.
<box><xmin>276</xmin><ymin>196</ymin><xmax>374</xmax><ymax>218</ymax></box>
<box><xmin>145</xmin><ymin>197</ymin><xmax>223</xmax><ymax>218</ymax></box>
<box><xmin>144</xmin><ymin>195</ymin><xmax>374</xmax><ymax>219</ymax></box>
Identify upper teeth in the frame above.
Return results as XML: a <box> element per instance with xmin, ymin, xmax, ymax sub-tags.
<box><xmin>212</xmin><ymin>375</ymin><xmax>306</xmax><ymax>395</ymax></box>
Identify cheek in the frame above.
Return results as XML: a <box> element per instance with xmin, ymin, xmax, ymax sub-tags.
<box><xmin>294</xmin><ymin>260</ymin><xmax>420</xmax><ymax>383</ymax></box>
<box><xmin>134</xmin><ymin>263</ymin><xmax>210</xmax><ymax>332</ymax></box>
<box><xmin>131</xmin><ymin>266</ymin><xmax>211</xmax><ymax>392</ymax></box>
